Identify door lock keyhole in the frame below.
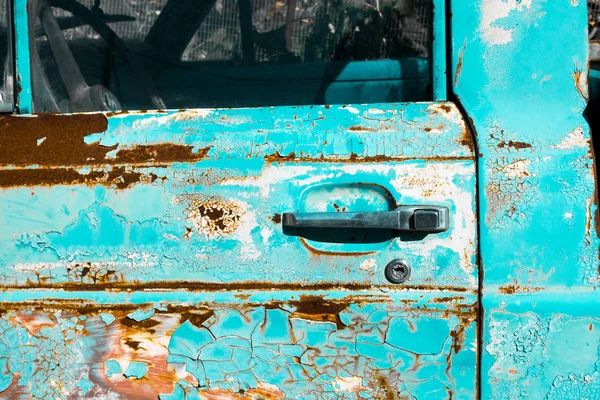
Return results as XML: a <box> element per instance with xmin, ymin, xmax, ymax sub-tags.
<box><xmin>385</xmin><ymin>259</ymin><xmax>411</xmax><ymax>284</ymax></box>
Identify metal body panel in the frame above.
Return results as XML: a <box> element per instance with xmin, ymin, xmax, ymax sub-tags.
<box><xmin>451</xmin><ymin>1</ymin><xmax>599</xmax><ymax>398</ymax></box>
<box><xmin>0</xmin><ymin>290</ymin><xmax>477</xmax><ymax>399</ymax></box>
<box><xmin>0</xmin><ymin>102</ymin><xmax>478</xmax><ymax>397</ymax></box>
<box><xmin>0</xmin><ymin>104</ymin><xmax>476</xmax><ymax>289</ymax></box>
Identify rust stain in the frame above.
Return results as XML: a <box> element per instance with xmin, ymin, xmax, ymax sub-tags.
<box><xmin>347</xmin><ymin>126</ymin><xmax>377</xmax><ymax>132</ymax></box>
<box><xmin>264</xmin><ymin>151</ymin><xmax>296</xmax><ymax>162</ymax></box>
<box><xmin>370</xmin><ymin>373</ymin><xmax>400</xmax><ymax>400</ymax></box>
<box><xmin>124</xmin><ymin>337</ymin><xmax>142</xmax><ymax>350</ymax></box>
<box><xmin>270</xmin><ymin>213</ymin><xmax>282</xmax><ymax>224</ymax></box>
<box><xmin>433</xmin><ymin>296</ymin><xmax>465</xmax><ymax>303</ymax></box>
<box><xmin>120</xmin><ymin>316</ymin><xmax>161</xmax><ymax>330</ymax></box>
<box><xmin>0</xmin><ymin>167</ymin><xmax>161</xmax><ymax>189</ymax></box>
<box><xmin>458</xmin><ymin>127</ymin><xmax>475</xmax><ymax>153</ymax></box>
<box><xmin>177</xmin><ymin>309</ymin><xmax>214</xmax><ymax>328</ymax></box>
<box><xmin>289</xmin><ymin>295</ymin><xmax>350</xmax><ymax>329</ymax></box>
<box><xmin>0</xmin><ymin>114</ymin><xmax>109</xmax><ymax>166</ymax></box>
<box><xmin>0</xmin><ymin>113</ymin><xmax>211</xmax><ymax>188</ymax></box>
<box><xmin>573</xmin><ymin>67</ymin><xmax>589</xmax><ymax>102</ymax></box>
<box><xmin>496</xmin><ymin>140</ymin><xmax>532</xmax><ymax>150</ymax></box>
<box><xmin>178</xmin><ymin>194</ymin><xmax>245</xmax><ymax>237</ymax></box>
<box><xmin>497</xmin><ymin>282</ymin><xmax>543</xmax><ymax>295</ymax></box>
<box><xmin>299</xmin><ymin>237</ymin><xmax>376</xmax><ymax>257</ymax></box>
<box><xmin>455</xmin><ymin>39</ymin><xmax>467</xmax><ymax>87</ymax></box>
<box><xmin>200</xmin><ymin>384</ymin><xmax>285</xmax><ymax>399</ymax></box>
<box><xmin>112</xmin><ymin>144</ymin><xmax>210</xmax><ymax>164</ymax></box>
<box><xmin>7</xmin><ymin>281</ymin><xmax>383</xmax><ymax>292</ymax></box>
<box><xmin>427</xmin><ymin>103</ymin><xmax>455</xmax><ymax>116</ymax></box>
<box><xmin>264</xmin><ymin>152</ymin><xmax>473</xmax><ymax>164</ymax></box>
<box><xmin>66</xmin><ymin>262</ymin><xmax>126</xmax><ymax>284</ymax></box>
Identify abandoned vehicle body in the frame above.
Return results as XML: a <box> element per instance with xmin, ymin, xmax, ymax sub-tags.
<box><xmin>0</xmin><ymin>0</ymin><xmax>597</xmax><ymax>399</ymax></box>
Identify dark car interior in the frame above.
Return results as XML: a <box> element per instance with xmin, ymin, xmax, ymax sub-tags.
<box><xmin>29</xmin><ymin>0</ymin><xmax>433</xmax><ymax>112</ymax></box>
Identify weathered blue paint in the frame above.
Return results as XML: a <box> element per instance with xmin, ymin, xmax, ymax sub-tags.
<box><xmin>0</xmin><ymin>103</ymin><xmax>476</xmax><ymax>289</ymax></box>
<box><xmin>0</xmin><ymin>100</ymin><xmax>478</xmax><ymax>397</ymax></box>
<box><xmin>432</xmin><ymin>0</ymin><xmax>447</xmax><ymax>101</ymax></box>
<box><xmin>0</xmin><ymin>290</ymin><xmax>477</xmax><ymax>398</ymax></box>
<box><xmin>13</xmin><ymin>0</ymin><xmax>32</xmax><ymax>114</ymax></box>
<box><xmin>451</xmin><ymin>1</ymin><xmax>598</xmax><ymax>398</ymax></box>
<box><xmin>8</xmin><ymin>0</ymin><xmax>597</xmax><ymax>397</ymax></box>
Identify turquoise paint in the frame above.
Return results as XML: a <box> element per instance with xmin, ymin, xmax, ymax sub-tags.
<box><xmin>0</xmin><ymin>291</ymin><xmax>476</xmax><ymax>398</ymax></box>
<box><xmin>123</xmin><ymin>361</ymin><xmax>148</xmax><ymax>379</ymax></box>
<box><xmin>99</xmin><ymin>312</ymin><xmax>115</xmax><ymax>325</ymax></box>
<box><xmin>13</xmin><ymin>0</ymin><xmax>32</xmax><ymax>114</ymax></box>
<box><xmin>451</xmin><ymin>0</ymin><xmax>599</xmax><ymax>398</ymax></box>
<box><xmin>126</xmin><ymin>308</ymin><xmax>155</xmax><ymax>322</ymax></box>
<box><xmin>104</xmin><ymin>359</ymin><xmax>122</xmax><ymax>377</ymax></box>
<box><xmin>0</xmin><ymin>103</ymin><xmax>476</xmax><ymax>289</ymax></box>
<box><xmin>0</xmin><ymin>2</ymin><xmax>485</xmax><ymax>397</ymax></box>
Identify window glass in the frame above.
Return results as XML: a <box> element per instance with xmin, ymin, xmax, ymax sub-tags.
<box><xmin>30</xmin><ymin>0</ymin><xmax>431</xmax><ymax>112</ymax></box>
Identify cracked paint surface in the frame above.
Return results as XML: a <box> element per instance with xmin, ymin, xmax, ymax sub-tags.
<box><xmin>0</xmin><ymin>100</ymin><xmax>477</xmax><ymax>398</ymax></box>
<box><xmin>452</xmin><ymin>0</ymin><xmax>599</xmax><ymax>398</ymax></box>
<box><xmin>0</xmin><ymin>291</ymin><xmax>477</xmax><ymax>399</ymax></box>
<box><xmin>0</xmin><ymin>103</ymin><xmax>476</xmax><ymax>290</ymax></box>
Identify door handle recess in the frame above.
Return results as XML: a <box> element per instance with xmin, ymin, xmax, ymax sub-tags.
<box><xmin>282</xmin><ymin>206</ymin><xmax>449</xmax><ymax>233</ymax></box>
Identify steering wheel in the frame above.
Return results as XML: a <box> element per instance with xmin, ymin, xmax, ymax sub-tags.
<box><xmin>34</xmin><ymin>0</ymin><xmax>166</xmax><ymax>112</ymax></box>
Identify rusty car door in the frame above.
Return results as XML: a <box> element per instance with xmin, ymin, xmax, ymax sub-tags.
<box><xmin>0</xmin><ymin>0</ymin><xmax>479</xmax><ymax>398</ymax></box>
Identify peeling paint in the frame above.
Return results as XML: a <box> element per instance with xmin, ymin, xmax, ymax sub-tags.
<box><xmin>0</xmin><ymin>292</ymin><xmax>477</xmax><ymax>398</ymax></box>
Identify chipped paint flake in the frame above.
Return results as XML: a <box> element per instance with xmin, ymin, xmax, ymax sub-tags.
<box><xmin>127</xmin><ymin>308</ymin><xmax>155</xmax><ymax>322</ymax></box>
<box><xmin>480</xmin><ymin>0</ymin><xmax>534</xmax><ymax>45</ymax></box>
<box><xmin>553</xmin><ymin>127</ymin><xmax>588</xmax><ymax>149</ymax></box>
<box><xmin>123</xmin><ymin>361</ymin><xmax>148</xmax><ymax>379</ymax></box>
<box><xmin>100</xmin><ymin>313</ymin><xmax>115</xmax><ymax>325</ymax></box>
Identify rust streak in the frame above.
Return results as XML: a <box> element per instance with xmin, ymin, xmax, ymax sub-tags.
<box><xmin>0</xmin><ymin>114</ymin><xmax>209</xmax><ymax>167</ymax></box>
<box><xmin>455</xmin><ymin>39</ymin><xmax>467</xmax><ymax>87</ymax></box>
<box><xmin>0</xmin><ymin>167</ymin><xmax>160</xmax><ymax>189</ymax></box>
<box><xmin>264</xmin><ymin>152</ymin><xmax>473</xmax><ymax>164</ymax></box>
<box><xmin>459</xmin><ymin>127</ymin><xmax>475</xmax><ymax>153</ymax></box>
<box><xmin>299</xmin><ymin>237</ymin><xmax>376</xmax><ymax>257</ymax></box>
<box><xmin>347</xmin><ymin>126</ymin><xmax>377</xmax><ymax>132</ymax></box>
<box><xmin>496</xmin><ymin>140</ymin><xmax>532</xmax><ymax>150</ymax></box>
<box><xmin>4</xmin><ymin>280</ymin><xmax>475</xmax><ymax>293</ymax></box>
<box><xmin>289</xmin><ymin>295</ymin><xmax>350</xmax><ymax>329</ymax></box>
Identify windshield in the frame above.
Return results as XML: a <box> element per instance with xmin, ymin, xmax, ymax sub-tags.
<box><xmin>29</xmin><ymin>0</ymin><xmax>432</xmax><ymax>112</ymax></box>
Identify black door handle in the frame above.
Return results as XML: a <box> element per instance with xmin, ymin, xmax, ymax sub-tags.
<box><xmin>282</xmin><ymin>205</ymin><xmax>449</xmax><ymax>233</ymax></box>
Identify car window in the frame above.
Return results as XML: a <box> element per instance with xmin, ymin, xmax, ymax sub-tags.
<box><xmin>29</xmin><ymin>0</ymin><xmax>432</xmax><ymax>112</ymax></box>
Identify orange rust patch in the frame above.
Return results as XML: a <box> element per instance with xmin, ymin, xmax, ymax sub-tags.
<box><xmin>347</xmin><ymin>126</ymin><xmax>377</xmax><ymax>132</ymax></box>
<box><xmin>200</xmin><ymin>383</ymin><xmax>285</xmax><ymax>399</ymax></box>
<box><xmin>289</xmin><ymin>295</ymin><xmax>351</xmax><ymax>329</ymax></box>
<box><xmin>458</xmin><ymin>128</ymin><xmax>475</xmax><ymax>153</ymax></box>
<box><xmin>369</xmin><ymin>373</ymin><xmax>399</xmax><ymax>400</ymax></box>
<box><xmin>498</xmin><ymin>283</ymin><xmax>542</xmax><ymax>295</ymax></box>
<box><xmin>264</xmin><ymin>152</ymin><xmax>472</xmax><ymax>164</ymax></box>
<box><xmin>112</xmin><ymin>144</ymin><xmax>210</xmax><ymax>164</ymax></box>
<box><xmin>496</xmin><ymin>140</ymin><xmax>532</xmax><ymax>150</ymax></box>
<box><xmin>177</xmin><ymin>194</ymin><xmax>245</xmax><ymax>238</ymax></box>
<box><xmin>0</xmin><ymin>113</ymin><xmax>109</xmax><ymax>166</ymax></box>
<box><xmin>455</xmin><ymin>40</ymin><xmax>467</xmax><ymax>87</ymax></box>
<box><xmin>573</xmin><ymin>68</ymin><xmax>589</xmax><ymax>102</ymax></box>
<box><xmin>0</xmin><ymin>119</ymin><xmax>185</xmax><ymax>163</ymax></box>
<box><xmin>270</xmin><ymin>213</ymin><xmax>282</xmax><ymax>224</ymax></box>
<box><xmin>299</xmin><ymin>237</ymin><xmax>376</xmax><ymax>257</ymax></box>
<box><xmin>0</xmin><ymin>167</ymin><xmax>161</xmax><ymax>189</ymax></box>
<box><xmin>264</xmin><ymin>151</ymin><xmax>296</xmax><ymax>162</ymax></box>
